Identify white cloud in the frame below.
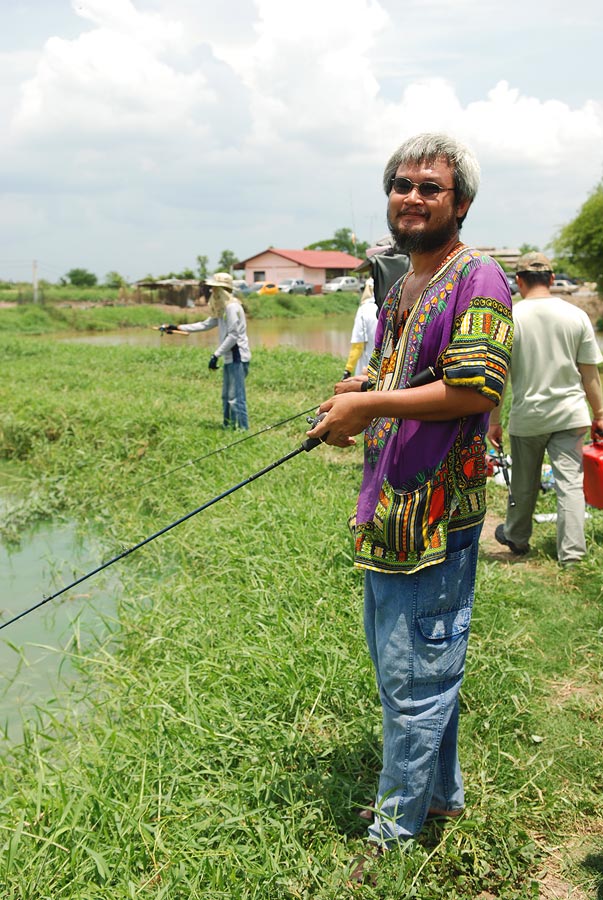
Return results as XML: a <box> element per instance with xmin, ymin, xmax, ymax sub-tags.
<box><xmin>1</xmin><ymin>0</ymin><xmax>602</xmax><ymax>280</ymax></box>
<box><xmin>463</xmin><ymin>82</ymin><xmax>603</xmax><ymax>166</ymax></box>
<box><xmin>10</xmin><ymin>2</ymin><xmax>213</xmax><ymax>141</ymax></box>
<box><xmin>374</xmin><ymin>78</ymin><xmax>603</xmax><ymax>170</ymax></box>
<box><xmin>71</xmin><ymin>0</ymin><xmax>182</xmax><ymax>44</ymax></box>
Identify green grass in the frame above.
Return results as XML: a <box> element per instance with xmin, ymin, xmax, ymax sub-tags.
<box><xmin>0</xmin><ymin>294</ymin><xmax>359</xmax><ymax>334</ymax></box>
<box><xmin>0</xmin><ymin>303</ymin><xmax>178</xmax><ymax>335</ymax></box>
<box><xmin>0</xmin><ymin>284</ymin><xmax>122</xmax><ymax>305</ymax></box>
<box><xmin>244</xmin><ymin>292</ymin><xmax>360</xmax><ymax>319</ymax></box>
<box><xmin>0</xmin><ymin>330</ymin><xmax>602</xmax><ymax>898</ymax></box>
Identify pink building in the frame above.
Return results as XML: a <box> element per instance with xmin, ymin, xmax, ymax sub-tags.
<box><xmin>237</xmin><ymin>248</ymin><xmax>364</xmax><ymax>290</ymax></box>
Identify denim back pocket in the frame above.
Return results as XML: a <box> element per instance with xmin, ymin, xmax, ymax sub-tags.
<box><xmin>418</xmin><ymin>606</ymin><xmax>472</xmax><ymax>642</ymax></box>
<box><xmin>414</xmin><ymin>606</ymin><xmax>472</xmax><ymax>683</ymax></box>
<box><xmin>412</xmin><ymin>538</ymin><xmax>478</xmax><ymax>683</ymax></box>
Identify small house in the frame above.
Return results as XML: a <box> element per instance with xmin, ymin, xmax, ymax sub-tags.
<box><xmin>236</xmin><ymin>248</ymin><xmax>364</xmax><ymax>290</ymax></box>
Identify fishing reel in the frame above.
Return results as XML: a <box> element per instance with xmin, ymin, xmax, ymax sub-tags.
<box><xmin>302</xmin><ymin>413</ymin><xmax>328</xmax><ymax>452</ymax></box>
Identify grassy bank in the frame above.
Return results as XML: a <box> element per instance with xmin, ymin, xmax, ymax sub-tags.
<box><xmin>0</xmin><ymin>294</ymin><xmax>360</xmax><ymax>335</ymax></box>
<box><xmin>0</xmin><ymin>333</ymin><xmax>602</xmax><ymax>898</ymax></box>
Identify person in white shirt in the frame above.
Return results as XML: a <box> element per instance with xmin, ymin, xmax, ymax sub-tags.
<box><xmin>341</xmin><ymin>277</ymin><xmax>378</xmax><ymax>380</ymax></box>
<box><xmin>488</xmin><ymin>252</ymin><xmax>603</xmax><ymax>565</ymax></box>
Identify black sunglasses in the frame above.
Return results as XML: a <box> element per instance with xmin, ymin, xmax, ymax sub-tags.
<box><xmin>389</xmin><ymin>176</ymin><xmax>455</xmax><ymax>198</ymax></box>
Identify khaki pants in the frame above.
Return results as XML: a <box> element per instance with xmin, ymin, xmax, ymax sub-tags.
<box><xmin>506</xmin><ymin>428</ymin><xmax>588</xmax><ymax>564</ymax></box>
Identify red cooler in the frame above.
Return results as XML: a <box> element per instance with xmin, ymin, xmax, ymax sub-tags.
<box><xmin>583</xmin><ymin>442</ymin><xmax>603</xmax><ymax>509</ymax></box>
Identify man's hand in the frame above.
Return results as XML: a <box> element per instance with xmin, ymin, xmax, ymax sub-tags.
<box><xmin>591</xmin><ymin>418</ymin><xmax>603</xmax><ymax>443</ymax></box>
<box><xmin>306</xmin><ymin>393</ymin><xmax>374</xmax><ymax>448</ymax></box>
<box><xmin>487</xmin><ymin>422</ymin><xmax>503</xmax><ymax>451</ymax></box>
<box><xmin>334</xmin><ymin>375</ymin><xmax>367</xmax><ymax>395</ymax></box>
<box><xmin>208</xmin><ymin>354</ymin><xmax>219</xmax><ymax>370</ymax></box>
<box><xmin>160</xmin><ymin>323</ymin><xmax>179</xmax><ymax>333</ymax></box>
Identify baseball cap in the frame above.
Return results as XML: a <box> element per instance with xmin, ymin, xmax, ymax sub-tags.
<box><xmin>515</xmin><ymin>252</ymin><xmax>553</xmax><ymax>274</ymax></box>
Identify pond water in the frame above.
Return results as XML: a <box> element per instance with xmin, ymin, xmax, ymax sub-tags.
<box><xmin>9</xmin><ymin>311</ymin><xmax>602</xmax><ymax>741</ymax></box>
<box><xmin>2</xmin><ymin>316</ymin><xmax>357</xmax><ymax>743</ymax></box>
<box><xmin>0</xmin><ymin>519</ymin><xmax>120</xmax><ymax>741</ymax></box>
<box><xmin>59</xmin><ymin>313</ymin><xmax>356</xmax><ymax>357</ymax></box>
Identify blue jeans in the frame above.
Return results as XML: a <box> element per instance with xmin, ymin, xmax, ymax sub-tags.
<box><xmin>222</xmin><ymin>361</ymin><xmax>249</xmax><ymax>430</ymax></box>
<box><xmin>364</xmin><ymin>523</ymin><xmax>481</xmax><ymax>845</ymax></box>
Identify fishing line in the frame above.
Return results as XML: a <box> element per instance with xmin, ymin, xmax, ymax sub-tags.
<box><xmin>0</xmin><ymin>422</ymin><xmax>328</xmax><ymax>633</ymax></box>
<box><xmin>133</xmin><ymin>404</ymin><xmax>319</xmax><ymax>492</ymax></box>
<box><xmin>18</xmin><ymin>404</ymin><xmax>319</xmax><ymax>501</ymax></box>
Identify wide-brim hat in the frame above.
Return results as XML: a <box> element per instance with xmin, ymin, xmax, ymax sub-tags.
<box><xmin>205</xmin><ymin>272</ymin><xmax>234</xmax><ymax>291</ymax></box>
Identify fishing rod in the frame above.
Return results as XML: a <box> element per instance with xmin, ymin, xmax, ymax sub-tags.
<box><xmin>1</xmin><ymin>367</ymin><xmax>438</xmax><ymax>632</ymax></box>
<box><xmin>0</xmin><ymin>417</ymin><xmax>328</xmax><ymax>633</ymax></box>
<box><xmin>494</xmin><ymin>439</ymin><xmax>515</xmax><ymax>507</ymax></box>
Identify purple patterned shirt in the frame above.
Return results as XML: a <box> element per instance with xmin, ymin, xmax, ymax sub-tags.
<box><xmin>354</xmin><ymin>245</ymin><xmax>513</xmax><ymax>573</ymax></box>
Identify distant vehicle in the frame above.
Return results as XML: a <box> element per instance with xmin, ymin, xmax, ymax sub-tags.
<box><xmin>251</xmin><ymin>281</ymin><xmax>279</xmax><ymax>295</ymax></box>
<box><xmin>551</xmin><ymin>278</ymin><xmax>579</xmax><ymax>294</ymax></box>
<box><xmin>232</xmin><ymin>280</ymin><xmax>252</xmax><ymax>296</ymax></box>
<box><xmin>322</xmin><ymin>276</ymin><xmax>362</xmax><ymax>293</ymax></box>
<box><xmin>278</xmin><ymin>278</ymin><xmax>314</xmax><ymax>296</ymax></box>
<box><xmin>506</xmin><ymin>275</ymin><xmax>519</xmax><ymax>295</ymax></box>
<box><xmin>554</xmin><ymin>272</ymin><xmax>578</xmax><ymax>284</ymax></box>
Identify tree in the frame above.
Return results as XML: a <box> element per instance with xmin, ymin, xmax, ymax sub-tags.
<box><xmin>64</xmin><ymin>268</ymin><xmax>98</xmax><ymax>287</ymax></box>
<box><xmin>518</xmin><ymin>243</ymin><xmax>540</xmax><ymax>255</ymax></box>
<box><xmin>104</xmin><ymin>271</ymin><xmax>128</xmax><ymax>288</ymax></box>
<box><xmin>552</xmin><ymin>182</ymin><xmax>603</xmax><ymax>291</ymax></box>
<box><xmin>159</xmin><ymin>268</ymin><xmax>196</xmax><ymax>279</ymax></box>
<box><xmin>196</xmin><ymin>255</ymin><xmax>209</xmax><ymax>279</ymax></box>
<box><xmin>217</xmin><ymin>249</ymin><xmax>238</xmax><ymax>273</ymax></box>
<box><xmin>305</xmin><ymin>227</ymin><xmax>369</xmax><ymax>258</ymax></box>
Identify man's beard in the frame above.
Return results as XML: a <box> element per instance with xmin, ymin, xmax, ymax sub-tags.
<box><xmin>388</xmin><ymin>209</ymin><xmax>459</xmax><ymax>254</ymax></box>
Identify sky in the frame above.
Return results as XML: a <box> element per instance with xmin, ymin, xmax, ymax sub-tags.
<box><xmin>1</xmin><ymin>0</ymin><xmax>602</xmax><ymax>284</ymax></box>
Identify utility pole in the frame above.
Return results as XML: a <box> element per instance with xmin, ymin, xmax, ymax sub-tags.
<box><xmin>32</xmin><ymin>259</ymin><xmax>39</xmax><ymax>303</ymax></box>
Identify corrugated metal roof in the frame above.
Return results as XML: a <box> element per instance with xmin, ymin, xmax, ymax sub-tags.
<box><xmin>238</xmin><ymin>248</ymin><xmax>364</xmax><ymax>268</ymax></box>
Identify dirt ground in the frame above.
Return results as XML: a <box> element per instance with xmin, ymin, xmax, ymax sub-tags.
<box><xmin>568</xmin><ymin>288</ymin><xmax>603</xmax><ymax>325</ymax></box>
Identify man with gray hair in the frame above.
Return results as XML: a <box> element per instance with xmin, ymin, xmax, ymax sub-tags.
<box><xmin>307</xmin><ymin>133</ymin><xmax>513</xmax><ymax>875</ymax></box>
<box><xmin>489</xmin><ymin>251</ymin><xmax>603</xmax><ymax>564</ymax></box>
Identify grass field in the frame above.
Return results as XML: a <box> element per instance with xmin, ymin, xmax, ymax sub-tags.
<box><xmin>0</xmin><ymin>293</ymin><xmax>360</xmax><ymax>334</ymax></box>
<box><xmin>0</xmin><ymin>327</ymin><xmax>602</xmax><ymax>898</ymax></box>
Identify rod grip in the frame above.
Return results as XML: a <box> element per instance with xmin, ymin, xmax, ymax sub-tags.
<box><xmin>303</xmin><ymin>413</ymin><xmax>329</xmax><ymax>452</ymax></box>
<box><xmin>408</xmin><ymin>366</ymin><xmax>438</xmax><ymax>388</ymax></box>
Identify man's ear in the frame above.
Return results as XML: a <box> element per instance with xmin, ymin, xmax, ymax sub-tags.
<box><xmin>456</xmin><ymin>197</ymin><xmax>471</xmax><ymax>220</ymax></box>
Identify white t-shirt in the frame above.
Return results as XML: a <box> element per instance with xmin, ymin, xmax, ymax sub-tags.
<box><xmin>350</xmin><ymin>299</ymin><xmax>378</xmax><ymax>375</ymax></box>
<box><xmin>508</xmin><ymin>296</ymin><xmax>602</xmax><ymax>436</ymax></box>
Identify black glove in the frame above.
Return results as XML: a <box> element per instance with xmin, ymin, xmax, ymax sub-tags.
<box><xmin>160</xmin><ymin>323</ymin><xmax>178</xmax><ymax>333</ymax></box>
<box><xmin>342</xmin><ymin>370</ymin><xmax>352</xmax><ymax>380</ymax></box>
<box><xmin>208</xmin><ymin>354</ymin><xmax>219</xmax><ymax>370</ymax></box>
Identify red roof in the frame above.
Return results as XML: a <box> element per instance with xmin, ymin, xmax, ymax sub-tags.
<box><xmin>238</xmin><ymin>248</ymin><xmax>364</xmax><ymax>269</ymax></box>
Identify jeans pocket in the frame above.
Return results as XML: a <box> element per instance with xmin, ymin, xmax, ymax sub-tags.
<box><xmin>414</xmin><ymin>606</ymin><xmax>472</xmax><ymax>683</ymax></box>
<box><xmin>411</xmin><ymin>539</ymin><xmax>477</xmax><ymax>683</ymax></box>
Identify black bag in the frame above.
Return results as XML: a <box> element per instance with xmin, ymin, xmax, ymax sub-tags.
<box><xmin>369</xmin><ymin>250</ymin><xmax>410</xmax><ymax>309</ymax></box>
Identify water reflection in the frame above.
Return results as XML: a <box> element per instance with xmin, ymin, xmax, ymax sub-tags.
<box><xmin>60</xmin><ymin>313</ymin><xmax>356</xmax><ymax>358</ymax></box>
<box><xmin>0</xmin><ymin>522</ymin><xmax>119</xmax><ymax>740</ymax></box>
